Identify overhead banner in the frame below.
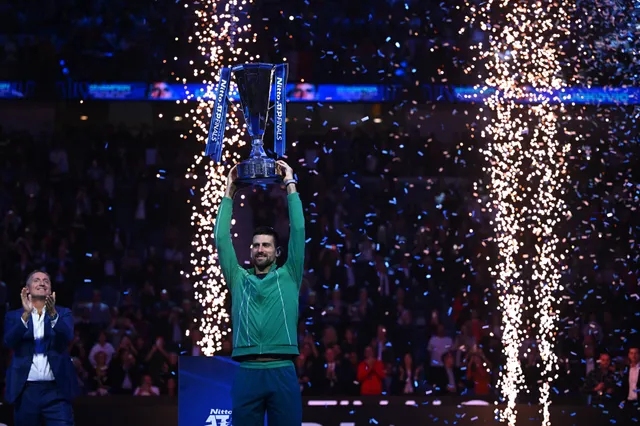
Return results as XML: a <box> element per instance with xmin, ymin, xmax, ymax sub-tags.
<box><xmin>453</xmin><ymin>86</ymin><xmax>640</xmax><ymax>105</ymax></box>
<box><xmin>86</xmin><ymin>83</ymin><xmax>148</xmax><ymax>100</ymax></box>
<box><xmin>0</xmin><ymin>81</ymin><xmax>33</xmax><ymax>98</ymax></box>
<box><xmin>147</xmin><ymin>82</ymin><xmax>387</xmax><ymax>102</ymax></box>
<box><xmin>1</xmin><ymin>80</ymin><xmax>639</xmax><ymax>104</ymax></box>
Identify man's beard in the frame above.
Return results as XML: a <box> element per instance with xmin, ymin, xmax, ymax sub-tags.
<box><xmin>254</xmin><ymin>256</ymin><xmax>274</xmax><ymax>270</ymax></box>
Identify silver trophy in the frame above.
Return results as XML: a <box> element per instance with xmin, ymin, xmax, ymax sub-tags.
<box><xmin>206</xmin><ymin>63</ymin><xmax>289</xmax><ymax>185</ymax></box>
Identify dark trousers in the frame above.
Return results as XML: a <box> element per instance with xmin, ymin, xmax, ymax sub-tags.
<box><xmin>14</xmin><ymin>381</ymin><xmax>74</xmax><ymax>426</ymax></box>
<box><xmin>231</xmin><ymin>364</ymin><xmax>302</xmax><ymax>426</ymax></box>
<box><xmin>619</xmin><ymin>400</ymin><xmax>640</xmax><ymax>424</ymax></box>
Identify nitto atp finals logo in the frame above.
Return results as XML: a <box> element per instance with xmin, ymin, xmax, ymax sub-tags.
<box><xmin>204</xmin><ymin>408</ymin><xmax>232</xmax><ymax>426</ymax></box>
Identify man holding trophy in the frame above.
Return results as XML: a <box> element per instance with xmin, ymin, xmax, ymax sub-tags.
<box><xmin>209</xmin><ymin>63</ymin><xmax>305</xmax><ymax>425</ymax></box>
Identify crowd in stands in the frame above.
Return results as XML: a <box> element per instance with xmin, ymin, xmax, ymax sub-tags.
<box><xmin>256</xmin><ymin>0</ymin><xmax>474</xmax><ymax>84</ymax></box>
<box><xmin>0</xmin><ymin>0</ymin><xmax>475</xmax><ymax>85</ymax></box>
<box><xmin>0</xmin><ymin>120</ymin><xmax>638</xmax><ymax>405</ymax></box>
<box><xmin>0</xmin><ymin>0</ymin><xmax>187</xmax><ymax>82</ymax></box>
<box><xmin>0</xmin><ymin>0</ymin><xmax>639</xmax><ymax>408</ymax></box>
<box><xmin>0</xmin><ymin>0</ymin><xmax>640</xmax><ymax>420</ymax></box>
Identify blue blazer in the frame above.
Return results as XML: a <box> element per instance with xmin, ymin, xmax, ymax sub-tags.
<box><xmin>3</xmin><ymin>306</ymin><xmax>80</xmax><ymax>403</ymax></box>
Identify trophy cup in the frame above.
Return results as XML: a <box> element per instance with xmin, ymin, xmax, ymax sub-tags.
<box><xmin>205</xmin><ymin>63</ymin><xmax>288</xmax><ymax>185</ymax></box>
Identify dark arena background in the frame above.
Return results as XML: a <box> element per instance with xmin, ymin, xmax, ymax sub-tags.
<box><xmin>1</xmin><ymin>0</ymin><xmax>640</xmax><ymax>425</ymax></box>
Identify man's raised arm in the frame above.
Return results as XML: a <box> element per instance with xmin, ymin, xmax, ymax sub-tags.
<box><xmin>278</xmin><ymin>160</ymin><xmax>305</xmax><ymax>288</ymax></box>
<box><xmin>214</xmin><ymin>166</ymin><xmax>241</xmax><ymax>288</ymax></box>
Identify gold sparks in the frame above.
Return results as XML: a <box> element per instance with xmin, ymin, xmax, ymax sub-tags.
<box><xmin>182</xmin><ymin>0</ymin><xmax>259</xmax><ymax>356</ymax></box>
<box><xmin>468</xmin><ymin>0</ymin><xmax>570</xmax><ymax>424</ymax></box>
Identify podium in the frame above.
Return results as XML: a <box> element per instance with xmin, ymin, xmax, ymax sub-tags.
<box><xmin>178</xmin><ymin>356</ymin><xmax>238</xmax><ymax>426</ymax></box>
<box><xmin>179</xmin><ymin>356</ymin><xmax>272</xmax><ymax>426</ymax></box>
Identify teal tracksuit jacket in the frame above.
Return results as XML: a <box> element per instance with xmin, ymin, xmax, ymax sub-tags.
<box><xmin>214</xmin><ymin>192</ymin><xmax>305</xmax><ymax>360</ymax></box>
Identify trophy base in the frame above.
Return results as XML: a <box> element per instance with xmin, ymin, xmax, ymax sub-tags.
<box><xmin>235</xmin><ymin>157</ymin><xmax>282</xmax><ymax>186</ymax></box>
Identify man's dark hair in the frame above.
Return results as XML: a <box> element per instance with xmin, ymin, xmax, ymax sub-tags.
<box><xmin>253</xmin><ymin>226</ymin><xmax>279</xmax><ymax>248</ymax></box>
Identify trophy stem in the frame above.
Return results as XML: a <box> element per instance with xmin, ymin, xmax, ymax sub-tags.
<box><xmin>249</xmin><ymin>138</ymin><xmax>267</xmax><ymax>158</ymax></box>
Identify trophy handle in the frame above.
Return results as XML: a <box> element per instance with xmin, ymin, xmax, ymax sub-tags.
<box><xmin>205</xmin><ymin>67</ymin><xmax>232</xmax><ymax>162</ymax></box>
<box><xmin>273</xmin><ymin>63</ymin><xmax>288</xmax><ymax>159</ymax></box>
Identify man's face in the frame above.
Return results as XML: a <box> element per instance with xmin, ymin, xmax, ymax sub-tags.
<box><xmin>349</xmin><ymin>352</ymin><xmax>358</xmax><ymax>365</ymax></box>
<box><xmin>251</xmin><ymin>234</ymin><xmax>277</xmax><ymax>271</ymax></box>
<box><xmin>151</xmin><ymin>83</ymin><xmax>173</xmax><ymax>99</ymax></box>
<box><xmin>599</xmin><ymin>354</ymin><xmax>611</xmax><ymax>369</ymax></box>
<box><xmin>364</xmin><ymin>346</ymin><xmax>374</xmax><ymax>359</ymax></box>
<box><xmin>325</xmin><ymin>349</ymin><xmax>335</xmax><ymax>363</ymax></box>
<box><xmin>292</xmin><ymin>84</ymin><xmax>316</xmax><ymax>100</ymax></box>
<box><xmin>359</xmin><ymin>289</ymin><xmax>368</xmax><ymax>301</ymax></box>
<box><xmin>28</xmin><ymin>272</ymin><xmax>51</xmax><ymax>297</ymax></box>
<box><xmin>630</xmin><ymin>348</ymin><xmax>640</xmax><ymax>364</ymax></box>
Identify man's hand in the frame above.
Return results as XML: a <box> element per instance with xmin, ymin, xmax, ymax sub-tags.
<box><xmin>276</xmin><ymin>160</ymin><xmax>294</xmax><ymax>180</ymax></box>
<box><xmin>45</xmin><ymin>292</ymin><xmax>57</xmax><ymax>318</ymax></box>
<box><xmin>225</xmin><ymin>165</ymin><xmax>238</xmax><ymax>198</ymax></box>
<box><xmin>594</xmin><ymin>382</ymin><xmax>605</xmax><ymax>392</ymax></box>
<box><xmin>21</xmin><ymin>288</ymin><xmax>33</xmax><ymax>321</ymax></box>
<box><xmin>276</xmin><ymin>160</ymin><xmax>297</xmax><ymax>194</ymax></box>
